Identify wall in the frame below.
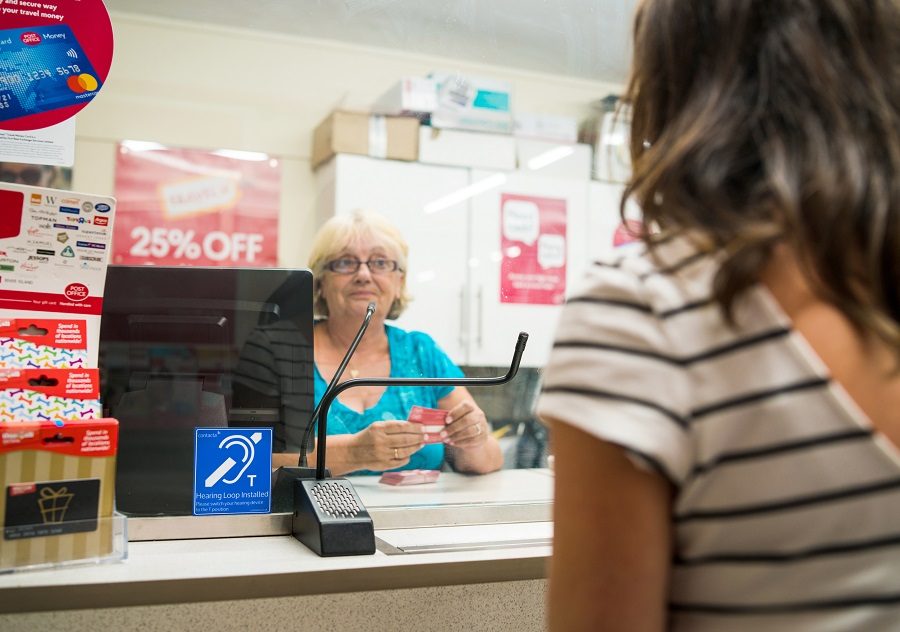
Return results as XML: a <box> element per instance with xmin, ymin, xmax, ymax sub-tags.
<box><xmin>72</xmin><ymin>12</ymin><xmax>623</xmax><ymax>267</ymax></box>
<box><xmin>0</xmin><ymin>579</ymin><xmax>547</xmax><ymax>632</ymax></box>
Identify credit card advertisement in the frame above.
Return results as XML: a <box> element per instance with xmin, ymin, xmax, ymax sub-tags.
<box><xmin>0</xmin><ymin>0</ymin><xmax>113</xmax><ymax>131</ymax></box>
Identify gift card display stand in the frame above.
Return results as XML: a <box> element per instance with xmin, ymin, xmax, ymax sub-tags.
<box><xmin>2</xmin><ymin>513</ymin><xmax>128</xmax><ymax>574</ymax></box>
<box><xmin>0</xmin><ymin>418</ymin><xmax>126</xmax><ymax>574</ymax></box>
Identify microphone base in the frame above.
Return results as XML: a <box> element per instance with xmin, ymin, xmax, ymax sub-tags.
<box><xmin>271</xmin><ymin>466</ymin><xmax>331</xmax><ymax>513</ymax></box>
<box><xmin>292</xmin><ymin>478</ymin><xmax>376</xmax><ymax>557</ymax></box>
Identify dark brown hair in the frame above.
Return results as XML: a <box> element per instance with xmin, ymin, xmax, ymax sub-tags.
<box><xmin>623</xmin><ymin>0</ymin><xmax>900</xmax><ymax>353</ymax></box>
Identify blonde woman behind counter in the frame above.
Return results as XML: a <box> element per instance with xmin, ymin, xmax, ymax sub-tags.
<box><xmin>274</xmin><ymin>210</ymin><xmax>502</xmax><ymax>476</ymax></box>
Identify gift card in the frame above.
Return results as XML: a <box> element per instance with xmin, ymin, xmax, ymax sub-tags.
<box><xmin>4</xmin><ymin>477</ymin><xmax>100</xmax><ymax>540</ymax></box>
<box><xmin>379</xmin><ymin>470</ymin><xmax>441</xmax><ymax>486</ymax></box>
<box><xmin>407</xmin><ymin>405</ymin><xmax>448</xmax><ymax>443</ymax></box>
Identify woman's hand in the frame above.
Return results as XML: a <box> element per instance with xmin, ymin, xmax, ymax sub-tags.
<box><xmin>439</xmin><ymin>387</ymin><xmax>503</xmax><ymax>474</ymax></box>
<box><xmin>349</xmin><ymin>420</ymin><xmax>425</xmax><ymax>471</ymax></box>
<box><xmin>443</xmin><ymin>399</ymin><xmax>490</xmax><ymax>450</ymax></box>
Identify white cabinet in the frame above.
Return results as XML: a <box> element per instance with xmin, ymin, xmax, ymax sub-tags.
<box><xmin>586</xmin><ymin>181</ymin><xmax>643</xmax><ymax>261</ymax></box>
<box><xmin>467</xmin><ymin>169</ymin><xmax>589</xmax><ymax>367</ymax></box>
<box><xmin>315</xmin><ymin>155</ymin><xmax>591</xmax><ymax>368</ymax></box>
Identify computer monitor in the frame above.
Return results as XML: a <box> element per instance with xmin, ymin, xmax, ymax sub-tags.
<box><xmin>99</xmin><ymin>265</ymin><xmax>314</xmax><ymax>516</ymax></box>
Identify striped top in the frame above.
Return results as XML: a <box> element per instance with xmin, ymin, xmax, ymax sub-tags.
<box><xmin>536</xmin><ymin>236</ymin><xmax>900</xmax><ymax>631</ymax></box>
<box><xmin>233</xmin><ymin>320</ymin><xmax>314</xmax><ymax>453</ymax></box>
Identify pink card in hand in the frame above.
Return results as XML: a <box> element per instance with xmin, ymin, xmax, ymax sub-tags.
<box><xmin>407</xmin><ymin>405</ymin><xmax>448</xmax><ymax>443</ymax></box>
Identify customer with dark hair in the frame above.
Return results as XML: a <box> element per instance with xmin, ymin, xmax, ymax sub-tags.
<box><xmin>538</xmin><ymin>0</ymin><xmax>900</xmax><ymax>629</ymax></box>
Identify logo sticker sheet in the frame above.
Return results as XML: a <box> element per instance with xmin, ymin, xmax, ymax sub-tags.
<box><xmin>0</xmin><ymin>182</ymin><xmax>116</xmax><ymax>367</ymax></box>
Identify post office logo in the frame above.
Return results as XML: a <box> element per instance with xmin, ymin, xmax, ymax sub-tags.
<box><xmin>64</xmin><ymin>283</ymin><xmax>89</xmax><ymax>301</ymax></box>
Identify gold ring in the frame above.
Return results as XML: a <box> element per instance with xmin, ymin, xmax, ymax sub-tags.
<box><xmin>393</xmin><ymin>448</ymin><xmax>399</xmax><ymax>460</ymax></box>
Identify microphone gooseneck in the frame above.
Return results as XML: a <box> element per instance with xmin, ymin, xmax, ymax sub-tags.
<box><xmin>300</xmin><ymin>301</ymin><xmax>376</xmax><ymax>467</ymax></box>
<box><xmin>314</xmin><ymin>332</ymin><xmax>528</xmax><ymax>480</ymax></box>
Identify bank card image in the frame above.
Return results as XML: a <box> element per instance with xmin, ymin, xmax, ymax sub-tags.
<box><xmin>0</xmin><ymin>24</ymin><xmax>102</xmax><ymax>122</ymax></box>
<box><xmin>407</xmin><ymin>405</ymin><xmax>448</xmax><ymax>443</ymax></box>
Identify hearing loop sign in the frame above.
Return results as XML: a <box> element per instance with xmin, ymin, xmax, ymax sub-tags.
<box><xmin>193</xmin><ymin>428</ymin><xmax>272</xmax><ymax>515</ymax></box>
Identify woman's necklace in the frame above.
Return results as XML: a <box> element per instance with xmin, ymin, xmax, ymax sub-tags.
<box><xmin>323</xmin><ymin>322</ymin><xmax>379</xmax><ymax>380</ymax></box>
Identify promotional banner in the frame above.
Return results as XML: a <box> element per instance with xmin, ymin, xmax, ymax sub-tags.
<box><xmin>112</xmin><ymin>143</ymin><xmax>281</xmax><ymax>267</ymax></box>
<box><xmin>0</xmin><ymin>0</ymin><xmax>114</xmax><ymax>131</ymax></box>
<box><xmin>500</xmin><ymin>193</ymin><xmax>566</xmax><ymax>305</ymax></box>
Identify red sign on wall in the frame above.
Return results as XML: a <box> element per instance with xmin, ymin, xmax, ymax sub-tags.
<box><xmin>112</xmin><ymin>143</ymin><xmax>280</xmax><ymax>267</ymax></box>
<box><xmin>500</xmin><ymin>193</ymin><xmax>567</xmax><ymax>305</ymax></box>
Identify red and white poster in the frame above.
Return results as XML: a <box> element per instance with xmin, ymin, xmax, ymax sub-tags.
<box><xmin>112</xmin><ymin>143</ymin><xmax>281</xmax><ymax>267</ymax></box>
<box><xmin>500</xmin><ymin>193</ymin><xmax>566</xmax><ymax>305</ymax></box>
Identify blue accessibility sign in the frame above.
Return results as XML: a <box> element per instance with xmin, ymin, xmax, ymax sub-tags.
<box><xmin>193</xmin><ymin>428</ymin><xmax>272</xmax><ymax>515</ymax></box>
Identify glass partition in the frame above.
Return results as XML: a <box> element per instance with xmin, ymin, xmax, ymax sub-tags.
<box><xmin>87</xmin><ymin>0</ymin><xmax>638</xmax><ymax>523</ymax></box>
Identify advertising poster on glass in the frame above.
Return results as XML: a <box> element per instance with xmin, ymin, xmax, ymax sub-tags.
<box><xmin>112</xmin><ymin>142</ymin><xmax>281</xmax><ymax>267</ymax></box>
<box><xmin>500</xmin><ymin>193</ymin><xmax>567</xmax><ymax>305</ymax></box>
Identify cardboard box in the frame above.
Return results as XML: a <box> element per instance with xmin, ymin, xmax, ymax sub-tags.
<box><xmin>372</xmin><ymin>76</ymin><xmax>438</xmax><ymax>118</ymax></box>
<box><xmin>0</xmin><ymin>418</ymin><xmax>118</xmax><ymax>570</ymax></box>
<box><xmin>593</xmin><ymin>110</ymin><xmax>632</xmax><ymax>183</ymax></box>
<box><xmin>429</xmin><ymin>72</ymin><xmax>514</xmax><ymax>134</ymax></box>
<box><xmin>516</xmin><ymin>139</ymin><xmax>593</xmax><ymax>179</ymax></box>
<box><xmin>514</xmin><ymin>112</ymin><xmax>579</xmax><ymax>143</ymax></box>
<box><xmin>418</xmin><ymin>126</ymin><xmax>516</xmax><ymax>171</ymax></box>
<box><xmin>311</xmin><ymin>110</ymin><xmax>419</xmax><ymax>169</ymax></box>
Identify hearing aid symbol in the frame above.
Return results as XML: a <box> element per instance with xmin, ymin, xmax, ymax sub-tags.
<box><xmin>204</xmin><ymin>432</ymin><xmax>263</xmax><ymax>488</ymax></box>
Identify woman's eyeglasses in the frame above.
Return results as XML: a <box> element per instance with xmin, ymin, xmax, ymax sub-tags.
<box><xmin>325</xmin><ymin>257</ymin><xmax>400</xmax><ymax>275</ymax></box>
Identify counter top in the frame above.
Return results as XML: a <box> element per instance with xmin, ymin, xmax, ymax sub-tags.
<box><xmin>0</xmin><ymin>469</ymin><xmax>554</xmax><ymax>614</ymax></box>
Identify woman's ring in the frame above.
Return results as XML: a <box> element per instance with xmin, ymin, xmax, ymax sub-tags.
<box><xmin>393</xmin><ymin>448</ymin><xmax>399</xmax><ymax>460</ymax></box>
<box><xmin>475</xmin><ymin>424</ymin><xmax>482</xmax><ymax>436</ymax></box>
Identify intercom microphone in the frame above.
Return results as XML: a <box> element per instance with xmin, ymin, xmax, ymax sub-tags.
<box><xmin>271</xmin><ymin>301</ymin><xmax>375</xmax><ymax>511</ymax></box>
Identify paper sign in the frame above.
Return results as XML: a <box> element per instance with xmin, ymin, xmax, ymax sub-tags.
<box><xmin>0</xmin><ymin>0</ymin><xmax>114</xmax><ymax>131</ymax></box>
<box><xmin>193</xmin><ymin>428</ymin><xmax>272</xmax><ymax>515</ymax></box>
<box><xmin>113</xmin><ymin>143</ymin><xmax>280</xmax><ymax>267</ymax></box>
<box><xmin>500</xmin><ymin>194</ymin><xmax>567</xmax><ymax>305</ymax></box>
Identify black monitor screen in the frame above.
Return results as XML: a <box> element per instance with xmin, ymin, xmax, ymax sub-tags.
<box><xmin>99</xmin><ymin>265</ymin><xmax>314</xmax><ymax>516</ymax></box>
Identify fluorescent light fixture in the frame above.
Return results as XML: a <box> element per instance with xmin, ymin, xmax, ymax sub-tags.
<box><xmin>120</xmin><ymin>140</ymin><xmax>166</xmax><ymax>153</ymax></box>
<box><xmin>424</xmin><ymin>173</ymin><xmax>507</xmax><ymax>214</ymax></box>
<box><xmin>211</xmin><ymin>149</ymin><xmax>270</xmax><ymax>162</ymax></box>
<box><xmin>527</xmin><ymin>145</ymin><xmax>574</xmax><ymax>171</ymax></box>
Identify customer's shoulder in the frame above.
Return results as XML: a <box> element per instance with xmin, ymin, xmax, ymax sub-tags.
<box><xmin>573</xmin><ymin>235</ymin><xmax>718</xmax><ymax>317</ymax></box>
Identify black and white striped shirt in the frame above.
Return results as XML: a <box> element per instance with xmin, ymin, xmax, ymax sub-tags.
<box><xmin>537</xmin><ymin>237</ymin><xmax>900</xmax><ymax>631</ymax></box>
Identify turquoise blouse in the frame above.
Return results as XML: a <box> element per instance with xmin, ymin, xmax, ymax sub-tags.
<box><xmin>313</xmin><ymin>324</ymin><xmax>464</xmax><ymax>474</ymax></box>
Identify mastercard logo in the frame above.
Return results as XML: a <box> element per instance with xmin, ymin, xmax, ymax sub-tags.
<box><xmin>66</xmin><ymin>73</ymin><xmax>99</xmax><ymax>94</ymax></box>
